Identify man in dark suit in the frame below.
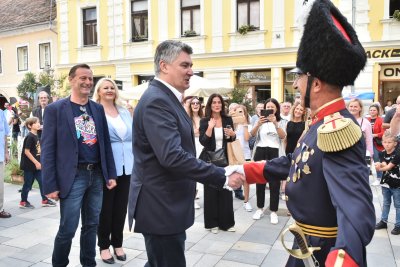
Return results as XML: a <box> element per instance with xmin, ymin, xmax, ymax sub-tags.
<box><xmin>41</xmin><ymin>63</ymin><xmax>117</xmax><ymax>267</ymax></box>
<box><xmin>31</xmin><ymin>90</ymin><xmax>49</xmax><ymax>138</ymax></box>
<box><xmin>129</xmin><ymin>40</ymin><xmax>244</xmax><ymax>267</ymax></box>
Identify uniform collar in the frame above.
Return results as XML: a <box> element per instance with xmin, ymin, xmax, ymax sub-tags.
<box><xmin>310</xmin><ymin>97</ymin><xmax>345</xmax><ymax>125</ymax></box>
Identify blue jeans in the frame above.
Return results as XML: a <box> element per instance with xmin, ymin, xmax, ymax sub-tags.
<box><xmin>21</xmin><ymin>170</ymin><xmax>47</xmax><ymax>202</ymax></box>
<box><xmin>373</xmin><ymin>146</ymin><xmax>382</xmax><ymax>178</ymax></box>
<box><xmin>381</xmin><ymin>187</ymin><xmax>400</xmax><ymax>227</ymax></box>
<box><xmin>52</xmin><ymin>168</ymin><xmax>104</xmax><ymax>267</ymax></box>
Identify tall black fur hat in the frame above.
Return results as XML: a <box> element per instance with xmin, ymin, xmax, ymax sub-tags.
<box><xmin>295</xmin><ymin>0</ymin><xmax>366</xmax><ymax>87</ymax></box>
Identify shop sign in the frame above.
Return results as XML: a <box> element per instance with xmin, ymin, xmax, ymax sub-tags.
<box><xmin>380</xmin><ymin>64</ymin><xmax>400</xmax><ymax>81</ymax></box>
<box><xmin>239</xmin><ymin>71</ymin><xmax>271</xmax><ymax>84</ymax></box>
<box><xmin>366</xmin><ymin>48</ymin><xmax>400</xmax><ymax>59</ymax></box>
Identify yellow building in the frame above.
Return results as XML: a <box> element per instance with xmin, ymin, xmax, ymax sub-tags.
<box><xmin>0</xmin><ymin>0</ymin><xmax>57</xmax><ymax>106</ymax></box>
<box><xmin>56</xmin><ymin>0</ymin><xmax>400</xmax><ymax>106</ymax></box>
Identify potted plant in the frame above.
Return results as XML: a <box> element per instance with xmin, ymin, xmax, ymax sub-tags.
<box><xmin>183</xmin><ymin>30</ymin><xmax>197</xmax><ymax>37</ymax></box>
<box><xmin>237</xmin><ymin>24</ymin><xmax>258</xmax><ymax>35</ymax></box>
<box><xmin>393</xmin><ymin>10</ymin><xmax>400</xmax><ymax>22</ymax></box>
<box><xmin>6</xmin><ymin>158</ymin><xmax>24</xmax><ymax>184</ymax></box>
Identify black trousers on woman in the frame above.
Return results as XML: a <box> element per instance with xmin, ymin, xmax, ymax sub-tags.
<box><xmin>97</xmin><ymin>173</ymin><xmax>130</xmax><ymax>250</ymax></box>
<box><xmin>203</xmin><ymin>184</ymin><xmax>235</xmax><ymax>230</ymax></box>
<box><xmin>253</xmin><ymin>146</ymin><xmax>280</xmax><ymax>212</ymax></box>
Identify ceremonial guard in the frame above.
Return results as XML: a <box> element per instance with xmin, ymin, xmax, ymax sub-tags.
<box><xmin>233</xmin><ymin>0</ymin><xmax>376</xmax><ymax>266</ymax></box>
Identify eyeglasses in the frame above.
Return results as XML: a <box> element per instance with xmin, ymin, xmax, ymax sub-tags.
<box><xmin>191</xmin><ymin>102</ymin><xmax>200</xmax><ymax>106</ymax></box>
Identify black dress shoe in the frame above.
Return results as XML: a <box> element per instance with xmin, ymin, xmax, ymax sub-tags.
<box><xmin>114</xmin><ymin>248</ymin><xmax>127</xmax><ymax>261</ymax></box>
<box><xmin>0</xmin><ymin>210</ymin><xmax>11</xmax><ymax>218</ymax></box>
<box><xmin>115</xmin><ymin>253</ymin><xmax>126</xmax><ymax>261</ymax></box>
<box><xmin>100</xmin><ymin>249</ymin><xmax>115</xmax><ymax>264</ymax></box>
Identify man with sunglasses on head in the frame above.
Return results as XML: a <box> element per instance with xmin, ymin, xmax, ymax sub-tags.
<box><xmin>229</xmin><ymin>0</ymin><xmax>375</xmax><ymax>266</ymax></box>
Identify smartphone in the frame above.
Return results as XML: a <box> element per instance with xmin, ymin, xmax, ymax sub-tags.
<box><xmin>260</xmin><ymin>109</ymin><xmax>273</xmax><ymax>117</ymax></box>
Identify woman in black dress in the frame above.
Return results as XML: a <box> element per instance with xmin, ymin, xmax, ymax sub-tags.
<box><xmin>285</xmin><ymin>102</ymin><xmax>308</xmax><ymax>155</ymax></box>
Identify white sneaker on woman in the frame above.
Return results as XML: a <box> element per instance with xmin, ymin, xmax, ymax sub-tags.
<box><xmin>243</xmin><ymin>202</ymin><xmax>253</xmax><ymax>212</ymax></box>
<box><xmin>252</xmin><ymin>209</ymin><xmax>264</xmax><ymax>220</ymax></box>
<box><xmin>270</xmin><ymin>212</ymin><xmax>278</xmax><ymax>224</ymax></box>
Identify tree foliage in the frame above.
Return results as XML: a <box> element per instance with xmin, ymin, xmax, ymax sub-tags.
<box><xmin>16</xmin><ymin>72</ymin><xmax>38</xmax><ymax>101</ymax></box>
<box><xmin>228</xmin><ymin>86</ymin><xmax>254</xmax><ymax>115</ymax></box>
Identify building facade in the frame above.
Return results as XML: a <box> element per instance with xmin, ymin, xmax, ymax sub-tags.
<box><xmin>55</xmin><ymin>0</ymin><xmax>400</xmax><ymax>106</ymax></box>
<box><xmin>0</xmin><ymin>0</ymin><xmax>57</xmax><ymax>107</ymax></box>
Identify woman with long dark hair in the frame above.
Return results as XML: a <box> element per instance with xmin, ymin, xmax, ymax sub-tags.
<box><xmin>199</xmin><ymin>94</ymin><xmax>236</xmax><ymax>234</ymax></box>
<box><xmin>250</xmin><ymin>98</ymin><xmax>287</xmax><ymax>224</ymax></box>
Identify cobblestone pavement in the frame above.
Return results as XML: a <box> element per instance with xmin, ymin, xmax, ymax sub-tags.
<box><xmin>0</xmin><ymin>181</ymin><xmax>398</xmax><ymax>267</ymax></box>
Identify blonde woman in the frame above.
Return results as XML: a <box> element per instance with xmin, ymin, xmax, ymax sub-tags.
<box><xmin>93</xmin><ymin>78</ymin><xmax>133</xmax><ymax>263</ymax></box>
<box><xmin>233</xmin><ymin>104</ymin><xmax>252</xmax><ymax>212</ymax></box>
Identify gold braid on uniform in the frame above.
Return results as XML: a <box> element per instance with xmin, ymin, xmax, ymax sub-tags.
<box><xmin>317</xmin><ymin>112</ymin><xmax>362</xmax><ymax>152</ymax></box>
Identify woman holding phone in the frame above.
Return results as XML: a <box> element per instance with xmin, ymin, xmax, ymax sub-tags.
<box><xmin>199</xmin><ymin>94</ymin><xmax>236</xmax><ymax>234</ymax></box>
<box><xmin>250</xmin><ymin>98</ymin><xmax>287</xmax><ymax>224</ymax></box>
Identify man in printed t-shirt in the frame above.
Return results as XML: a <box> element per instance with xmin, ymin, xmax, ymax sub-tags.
<box><xmin>41</xmin><ymin>64</ymin><xmax>117</xmax><ymax>267</ymax></box>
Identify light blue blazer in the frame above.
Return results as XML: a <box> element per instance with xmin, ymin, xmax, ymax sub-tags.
<box><xmin>107</xmin><ymin>107</ymin><xmax>133</xmax><ymax>176</ymax></box>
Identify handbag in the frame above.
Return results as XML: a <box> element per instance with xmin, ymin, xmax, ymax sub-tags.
<box><xmin>227</xmin><ymin>139</ymin><xmax>245</xmax><ymax>165</ymax></box>
<box><xmin>199</xmin><ymin>148</ymin><xmax>228</xmax><ymax>167</ymax></box>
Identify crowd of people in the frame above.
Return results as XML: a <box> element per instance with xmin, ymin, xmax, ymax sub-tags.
<box><xmin>1</xmin><ymin>1</ymin><xmax>400</xmax><ymax>266</ymax></box>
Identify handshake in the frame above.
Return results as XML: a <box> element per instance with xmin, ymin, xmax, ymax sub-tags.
<box><xmin>224</xmin><ymin>165</ymin><xmax>246</xmax><ymax>190</ymax></box>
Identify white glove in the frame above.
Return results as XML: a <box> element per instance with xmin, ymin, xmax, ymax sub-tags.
<box><xmin>224</xmin><ymin>165</ymin><xmax>245</xmax><ymax>177</ymax></box>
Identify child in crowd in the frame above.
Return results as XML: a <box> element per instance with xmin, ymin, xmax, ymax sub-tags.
<box><xmin>19</xmin><ymin>117</ymin><xmax>56</xmax><ymax>209</ymax></box>
<box><xmin>375</xmin><ymin>130</ymin><xmax>400</xmax><ymax>235</ymax></box>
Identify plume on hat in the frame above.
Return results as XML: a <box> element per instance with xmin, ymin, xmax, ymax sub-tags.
<box><xmin>295</xmin><ymin>0</ymin><xmax>366</xmax><ymax>88</ymax></box>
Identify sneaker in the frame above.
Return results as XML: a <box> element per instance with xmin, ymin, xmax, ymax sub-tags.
<box><xmin>243</xmin><ymin>202</ymin><xmax>253</xmax><ymax>212</ymax></box>
<box><xmin>194</xmin><ymin>202</ymin><xmax>200</xmax><ymax>209</ymax></box>
<box><xmin>371</xmin><ymin>180</ymin><xmax>381</xmax><ymax>186</ymax></box>
<box><xmin>19</xmin><ymin>201</ymin><xmax>34</xmax><ymax>209</ymax></box>
<box><xmin>227</xmin><ymin>227</ymin><xmax>236</xmax><ymax>232</ymax></box>
<box><xmin>391</xmin><ymin>227</ymin><xmax>400</xmax><ymax>235</ymax></box>
<box><xmin>270</xmin><ymin>212</ymin><xmax>279</xmax><ymax>224</ymax></box>
<box><xmin>42</xmin><ymin>199</ymin><xmax>57</xmax><ymax>207</ymax></box>
<box><xmin>252</xmin><ymin>209</ymin><xmax>264</xmax><ymax>220</ymax></box>
<box><xmin>281</xmin><ymin>193</ymin><xmax>286</xmax><ymax>201</ymax></box>
<box><xmin>211</xmin><ymin>227</ymin><xmax>219</xmax><ymax>234</ymax></box>
<box><xmin>375</xmin><ymin>220</ymin><xmax>387</xmax><ymax>230</ymax></box>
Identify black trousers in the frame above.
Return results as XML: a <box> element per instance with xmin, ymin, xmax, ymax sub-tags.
<box><xmin>203</xmin><ymin>185</ymin><xmax>235</xmax><ymax>230</ymax></box>
<box><xmin>97</xmin><ymin>173</ymin><xmax>130</xmax><ymax>249</ymax></box>
<box><xmin>253</xmin><ymin>146</ymin><xmax>280</xmax><ymax>211</ymax></box>
<box><xmin>143</xmin><ymin>232</ymin><xmax>186</xmax><ymax>267</ymax></box>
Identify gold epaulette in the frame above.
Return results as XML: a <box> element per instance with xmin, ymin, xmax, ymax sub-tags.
<box><xmin>317</xmin><ymin>112</ymin><xmax>362</xmax><ymax>152</ymax></box>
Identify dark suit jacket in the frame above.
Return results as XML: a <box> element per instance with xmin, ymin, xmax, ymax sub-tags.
<box><xmin>41</xmin><ymin>97</ymin><xmax>117</xmax><ymax>198</ymax></box>
<box><xmin>129</xmin><ymin>79</ymin><xmax>226</xmax><ymax>235</ymax></box>
<box><xmin>32</xmin><ymin>106</ymin><xmax>44</xmax><ymax>125</ymax></box>
<box><xmin>199</xmin><ymin>116</ymin><xmax>235</xmax><ymax>157</ymax></box>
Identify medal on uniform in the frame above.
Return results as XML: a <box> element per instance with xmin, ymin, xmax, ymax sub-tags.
<box><xmin>297</xmin><ymin>168</ymin><xmax>301</xmax><ymax>179</ymax></box>
<box><xmin>295</xmin><ymin>154</ymin><xmax>301</xmax><ymax>164</ymax></box>
<box><xmin>291</xmin><ymin>160</ymin><xmax>294</xmax><ymax>165</ymax></box>
<box><xmin>287</xmin><ymin>176</ymin><xmax>290</xmax><ymax>182</ymax></box>
<box><xmin>296</xmin><ymin>143</ymin><xmax>300</xmax><ymax>148</ymax></box>
<box><xmin>292</xmin><ymin>172</ymin><xmax>297</xmax><ymax>182</ymax></box>
<box><xmin>310</xmin><ymin>149</ymin><xmax>315</xmax><ymax>155</ymax></box>
<box><xmin>302</xmin><ymin>151</ymin><xmax>310</xmax><ymax>162</ymax></box>
<box><xmin>302</xmin><ymin>164</ymin><xmax>311</xmax><ymax>174</ymax></box>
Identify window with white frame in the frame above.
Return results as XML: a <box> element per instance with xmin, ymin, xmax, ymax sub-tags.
<box><xmin>390</xmin><ymin>0</ymin><xmax>400</xmax><ymax>18</ymax></box>
<box><xmin>83</xmin><ymin>7</ymin><xmax>97</xmax><ymax>46</ymax></box>
<box><xmin>181</xmin><ymin>0</ymin><xmax>200</xmax><ymax>36</ymax></box>
<box><xmin>237</xmin><ymin>0</ymin><xmax>260</xmax><ymax>30</ymax></box>
<box><xmin>39</xmin><ymin>43</ymin><xmax>51</xmax><ymax>69</ymax></box>
<box><xmin>17</xmin><ymin>46</ymin><xmax>28</xmax><ymax>71</ymax></box>
<box><xmin>131</xmin><ymin>0</ymin><xmax>148</xmax><ymax>41</ymax></box>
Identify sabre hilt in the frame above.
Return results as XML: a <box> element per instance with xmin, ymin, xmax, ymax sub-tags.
<box><xmin>280</xmin><ymin>223</ymin><xmax>321</xmax><ymax>267</ymax></box>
